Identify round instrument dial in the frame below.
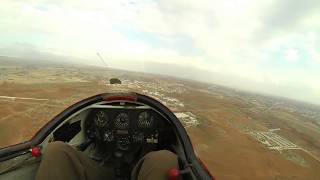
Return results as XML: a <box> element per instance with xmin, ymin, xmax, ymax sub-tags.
<box><xmin>115</xmin><ymin>113</ymin><xmax>129</xmax><ymax>129</ymax></box>
<box><xmin>94</xmin><ymin>111</ymin><xmax>109</xmax><ymax>127</ymax></box>
<box><xmin>117</xmin><ymin>136</ymin><xmax>130</xmax><ymax>150</ymax></box>
<box><xmin>138</xmin><ymin>111</ymin><xmax>154</xmax><ymax>128</ymax></box>
<box><xmin>103</xmin><ymin>130</ymin><xmax>114</xmax><ymax>142</ymax></box>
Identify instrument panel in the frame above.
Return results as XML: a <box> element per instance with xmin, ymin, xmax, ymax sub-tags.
<box><xmin>85</xmin><ymin>107</ymin><xmax>163</xmax><ymax>151</ymax></box>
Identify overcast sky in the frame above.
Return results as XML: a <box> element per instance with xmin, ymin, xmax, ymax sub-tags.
<box><xmin>0</xmin><ymin>0</ymin><xmax>320</xmax><ymax>105</ymax></box>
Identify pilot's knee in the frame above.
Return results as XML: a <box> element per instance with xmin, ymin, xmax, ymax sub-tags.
<box><xmin>44</xmin><ymin>141</ymin><xmax>71</xmax><ymax>156</ymax></box>
<box><xmin>146</xmin><ymin>150</ymin><xmax>178</xmax><ymax>164</ymax></box>
<box><xmin>151</xmin><ymin>150</ymin><xmax>177</xmax><ymax>158</ymax></box>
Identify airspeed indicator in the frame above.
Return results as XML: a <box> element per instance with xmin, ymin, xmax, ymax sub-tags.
<box><xmin>138</xmin><ymin>111</ymin><xmax>154</xmax><ymax>128</ymax></box>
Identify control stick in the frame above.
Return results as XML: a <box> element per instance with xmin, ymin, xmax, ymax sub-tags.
<box><xmin>114</xmin><ymin>151</ymin><xmax>126</xmax><ymax>180</ymax></box>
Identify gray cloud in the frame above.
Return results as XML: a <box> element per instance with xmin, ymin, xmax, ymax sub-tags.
<box><xmin>263</xmin><ymin>0</ymin><xmax>318</xmax><ymax>27</ymax></box>
<box><xmin>0</xmin><ymin>43</ymin><xmax>86</xmax><ymax>65</ymax></box>
<box><xmin>255</xmin><ymin>0</ymin><xmax>320</xmax><ymax>43</ymax></box>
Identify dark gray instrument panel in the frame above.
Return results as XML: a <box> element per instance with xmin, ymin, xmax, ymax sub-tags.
<box><xmin>85</xmin><ymin>108</ymin><xmax>165</xmax><ymax>151</ymax></box>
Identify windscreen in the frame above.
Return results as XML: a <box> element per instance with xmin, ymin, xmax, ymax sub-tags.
<box><xmin>0</xmin><ymin>1</ymin><xmax>320</xmax><ymax>179</ymax></box>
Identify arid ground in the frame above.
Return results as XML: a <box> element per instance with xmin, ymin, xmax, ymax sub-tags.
<box><xmin>1</xmin><ymin>57</ymin><xmax>320</xmax><ymax>179</ymax></box>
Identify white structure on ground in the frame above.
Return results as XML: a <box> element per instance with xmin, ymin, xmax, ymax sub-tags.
<box><xmin>249</xmin><ymin>130</ymin><xmax>300</xmax><ymax>151</ymax></box>
<box><xmin>174</xmin><ymin>112</ymin><xmax>200</xmax><ymax>128</ymax></box>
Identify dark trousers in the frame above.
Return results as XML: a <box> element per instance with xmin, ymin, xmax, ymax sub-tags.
<box><xmin>36</xmin><ymin>141</ymin><xmax>178</xmax><ymax>180</ymax></box>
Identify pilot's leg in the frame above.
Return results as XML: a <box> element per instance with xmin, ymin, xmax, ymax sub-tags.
<box><xmin>36</xmin><ymin>141</ymin><xmax>113</xmax><ymax>180</ymax></box>
<box><xmin>131</xmin><ymin>150</ymin><xmax>179</xmax><ymax>180</ymax></box>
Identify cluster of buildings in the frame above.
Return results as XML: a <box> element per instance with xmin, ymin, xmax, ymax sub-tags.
<box><xmin>141</xmin><ymin>89</ymin><xmax>185</xmax><ymax>108</ymax></box>
<box><xmin>128</xmin><ymin>80</ymin><xmax>186</xmax><ymax>94</ymax></box>
<box><xmin>105</xmin><ymin>79</ymin><xmax>186</xmax><ymax>108</ymax></box>
<box><xmin>174</xmin><ymin>112</ymin><xmax>200</xmax><ymax>128</ymax></box>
